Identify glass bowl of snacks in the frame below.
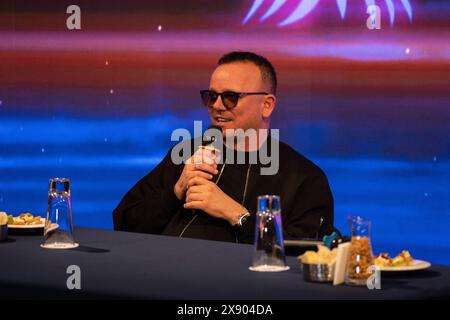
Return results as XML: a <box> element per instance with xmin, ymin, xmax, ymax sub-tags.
<box><xmin>345</xmin><ymin>216</ymin><xmax>374</xmax><ymax>286</ymax></box>
<box><xmin>297</xmin><ymin>245</ymin><xmax>337</xmax><ymax>283</ymax></box>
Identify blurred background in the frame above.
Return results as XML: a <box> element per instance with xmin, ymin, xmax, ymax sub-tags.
<box><xmin>0</xmin><ymin>1</ymin><xmax>449</xmax><ymax>264</ymax></box>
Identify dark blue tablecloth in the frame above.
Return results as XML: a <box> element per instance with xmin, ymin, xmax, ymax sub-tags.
<box><xmin>1</xmin><ymin>228</ymin><xmax>449</xmax><ymax>299</ymax></box>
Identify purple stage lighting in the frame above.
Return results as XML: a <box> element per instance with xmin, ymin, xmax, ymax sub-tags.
<box><xmin>243</xmin><ymin>0</ymin><xmax>413</xmax><ymax>26</ymax></box>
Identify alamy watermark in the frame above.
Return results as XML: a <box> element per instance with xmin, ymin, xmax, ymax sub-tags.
<box><xmin>366</xmin><ymin>265</ymin><xmax>382</xmax><ymax>290</ymax></box>
<box><xmin>66</xmin><ymin>264</ymin><xmax>81</xmax><ymax>290</ymax></box>
<box><xmin>66</xmin><ymin>5</ymin><xmax>81</xmax><ymax>30</ymax></box>
<box><xmin>366</xmin><ymin>5</ymin><xmax>381</xmax><ymax>30</ymax></box>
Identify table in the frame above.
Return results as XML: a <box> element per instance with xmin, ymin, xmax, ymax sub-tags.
<box><xmin>1</xmin><ymin>228</ymin><xmax>449</xmax><ymax>299</ymax></box>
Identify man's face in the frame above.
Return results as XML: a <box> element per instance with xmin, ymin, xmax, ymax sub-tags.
<box><xmin>207</xmin><ymin>62</ymin><xmax>270</xmax><ymax>132</ymax></box>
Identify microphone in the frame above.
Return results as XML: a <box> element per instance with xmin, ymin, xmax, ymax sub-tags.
<box><xmin>189</xmin><ymin>125</ymin><xmax>223</xmax><ymax>214</ymax></box>
<box><xmin>201</xmin><ymin>125</ymin><xmax>222</xmax><ymax>148</ymax></box>
<box><xmin>200</xmin><ymin>125</ymin><xmax>223</xmax><ymax>181</ymax></box>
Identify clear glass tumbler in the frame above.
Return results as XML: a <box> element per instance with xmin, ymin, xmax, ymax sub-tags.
<box><xmin>249</xmin><ymin>195</ymin><xmax>290</xmax><ymax>272</ymax></box>
<box><xmin>41</xmin><ymin>178</ymin><xmax>78</xmax><ymax>249</ymax></box>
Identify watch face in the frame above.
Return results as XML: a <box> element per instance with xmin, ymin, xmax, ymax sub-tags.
<box><xmin>239</xmin><ymin>212</ymin><xmax>250</xmax><ymax>225</ymax></box>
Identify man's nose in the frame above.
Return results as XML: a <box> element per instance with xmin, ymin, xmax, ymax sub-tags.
<box><xmin>211</xmin><ymin>95</ymin><xmax>227</xmax><ymax>111</ymax></box>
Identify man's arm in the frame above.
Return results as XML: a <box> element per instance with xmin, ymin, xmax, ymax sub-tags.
<box><xmin>283</xmin><ymin>171</ymin><xmax>334</xmax><ymax>239</ymax></box>
<box><xmin>184</xmin><ymin>176</ymin><xmax>248</xmax><ymax>226</ymax></box>
<box><xmin>113</xmin><ymin>150</ymin><xmax>183</xmax><ymax>234</ymax></box>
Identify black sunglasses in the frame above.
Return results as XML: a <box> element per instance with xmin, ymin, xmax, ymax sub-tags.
<box><xmin>200</xmin><ymin>90</ymin><xmax>269</xmax><ymax>109</ymax></box>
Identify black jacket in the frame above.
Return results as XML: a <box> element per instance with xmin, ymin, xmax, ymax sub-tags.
<box><xmin>113</xmin><ymin>138</ymin><xmax>334</xmax><ymax>244</ymax></box>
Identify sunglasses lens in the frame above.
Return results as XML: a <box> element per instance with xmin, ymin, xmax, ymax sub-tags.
<box><xmin>222</xmin><ymin>92</ymin><xmax>239</xmax><ymax>109</ymax></box>
<box><xmin>201</xmin><ymin>91</ymin><xmax>239</xmax><ymax>109</ymax></box>
<box><xmin>201</xmin><ymin>91</ymin><xmax>218</xmax><ymax>107</ymax></box>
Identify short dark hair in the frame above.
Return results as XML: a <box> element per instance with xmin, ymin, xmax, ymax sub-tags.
<box><xmin>218</xmin><ymin>51</ymin><xmax>277</xmax><ymax>95</ymax></box>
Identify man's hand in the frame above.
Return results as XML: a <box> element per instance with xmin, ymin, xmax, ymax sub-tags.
<box><xmin>173</xmin><ymin>147</ymin><xmax>220</xmax><ymax>201</ymax></box>
<box><xmin>184</xmin><ymin>176</ymin><xmax>247</xmax><ymax>226</ymax></box>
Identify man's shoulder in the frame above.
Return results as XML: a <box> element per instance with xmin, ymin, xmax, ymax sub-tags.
<box><xmin>277</xmin><ymin>140</ymin><xmax>326</xmax><ymax>178</ymax></box>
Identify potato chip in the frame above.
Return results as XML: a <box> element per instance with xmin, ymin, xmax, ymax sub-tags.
<box><xmin>298</xmin><ymin>245</ymin><xmax>338</xmax><ymax>265</ymax></box>
<box><xmin>0</xmin><ymin>212</ymin><xmax>8</xmax><ymax>225</ymax></box>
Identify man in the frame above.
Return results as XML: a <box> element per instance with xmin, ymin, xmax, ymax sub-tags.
<box><xmin>113</xmin><ymin>51</ymin><xmax>334</xmax><ymax>243</ymax></box>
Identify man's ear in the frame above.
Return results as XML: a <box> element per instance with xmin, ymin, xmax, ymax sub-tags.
<box><xmin>262</xmin><ymin>94</ymin><xmax>276</xmax><ymax>119</ymax></box>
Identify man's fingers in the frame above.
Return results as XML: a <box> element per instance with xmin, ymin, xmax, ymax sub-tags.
<box><xmin>177</xmin><ymin>168</ymin><xmax>213</xmax><ymax>197</ymax></box>
<box><xmin>185</xmin><ymin>153</ymin><xmax>214</xmax><ymax>165</ymax></box>
<box><xmin>193</xmin><ymin>154</ymin><xmax>216</xmax><ymax>166</ymax></box>
<box><xmin>184</xmin><ymin>201</ymin><xmax>204</xmax><ymax>210</ymax></box>
<box><xmin>193</xmin><ymin>163</ymin><xmax>218</xmax><ymax>175</ymax></box>
<box><xmin>188</xmin><ymin>170</ymin><xmax>213</xmax><ymax>181</ymax></box>
<box><xmin>199</xmin><ymin>146</ymin><xmax>222</xmax><ymax>164</ymax></box>
<box><xmin>182</xmin><ymin>172</ymin><xmax>211</xmax><ymax>191</ymax></box>
<box><xmin>185</xmin><ymin>154</ymin><xmax>196</xmax><ymax>165</ymax></box>
<box><xmin>194</xmin><ymin>148</ymin><xmax>221</xmax><ymax>165</ymax></box>
<box><xmin>185</xmin><ymin>192</ymin><xmax>204</xmax><ymax>203</ymax></box>
<box><xmin>185</xmin><ymin>147</ymin><xmax>221</xmax><ymax>165</ymax></box>
<box><xmin>196</xmin><ymin>153</ymin><xmax>221</xmax><ymax>165</ymax></box>
<box><xmin>196</xmin><ymin>147</ymin><xmax>220</xmax><ymax>158</ymax></box>
<box><xmin>187</xmin><ymin>176</ymin><xmax>211</xmax><ymax>188</ymax></box>
<box><xmin>186</xmin><ymin>184</ymin><xmax>205</xmax><ymax>196</ymax></box>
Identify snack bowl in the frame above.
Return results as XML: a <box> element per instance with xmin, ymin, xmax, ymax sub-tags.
<box><xmin>301</xmin><ymin>263</ymin><xmax>335</xmax><ymax>283</ymax></box>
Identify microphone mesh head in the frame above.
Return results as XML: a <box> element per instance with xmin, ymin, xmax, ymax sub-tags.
<box><xmin>202</xmin><ymin>125</ymin><xmax>222</xmax><ymax>147</ymax></box>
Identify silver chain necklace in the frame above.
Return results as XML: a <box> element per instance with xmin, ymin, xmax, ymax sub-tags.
<box><xmin>179</xmin><ymin>162</ymin><xmax>252</xmax><ymax>238</ymax></box>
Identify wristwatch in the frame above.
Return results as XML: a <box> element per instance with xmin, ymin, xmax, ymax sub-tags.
<box><xmin>233</xmin><ymin>211</ymin><xmax>251</xmax><ymax>228</ymax></box>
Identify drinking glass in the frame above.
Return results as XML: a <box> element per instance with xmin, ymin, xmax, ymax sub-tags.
<box><xmin>249</xmin><ymin>195</ymin><xmax>290</xmax><ymax>272</ymax></box>
<box><xmin>41</xmin><ymin>178</ymin><xmax>78</xmax><ymax>249</ymax></box>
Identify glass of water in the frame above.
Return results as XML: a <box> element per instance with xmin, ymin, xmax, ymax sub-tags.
<box><xmin>41</xmin><ymin>178</ymin><xmax>78</xmax><ymax>249</ymax></box>
<box><xmin>249</xmin><ymin>195</ymin><xmax>290</xmax><ymax>272</ymax></box>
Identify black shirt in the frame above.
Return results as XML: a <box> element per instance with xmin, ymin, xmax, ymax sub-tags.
<box><xmin>113</xmin><ymin>137</ymin><xmax>334</xmax><ymax>244</ymax></box>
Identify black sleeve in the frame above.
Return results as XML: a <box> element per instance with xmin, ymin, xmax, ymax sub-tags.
<box><xmin>112</xmin><ymin>150</ymin><xmax>183</xmax><ymax>234</ymax></box>
<box><xmin>283</xmin><ymin>171</ymin><xmax>334</xmax><ymax>239</ymax></box>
